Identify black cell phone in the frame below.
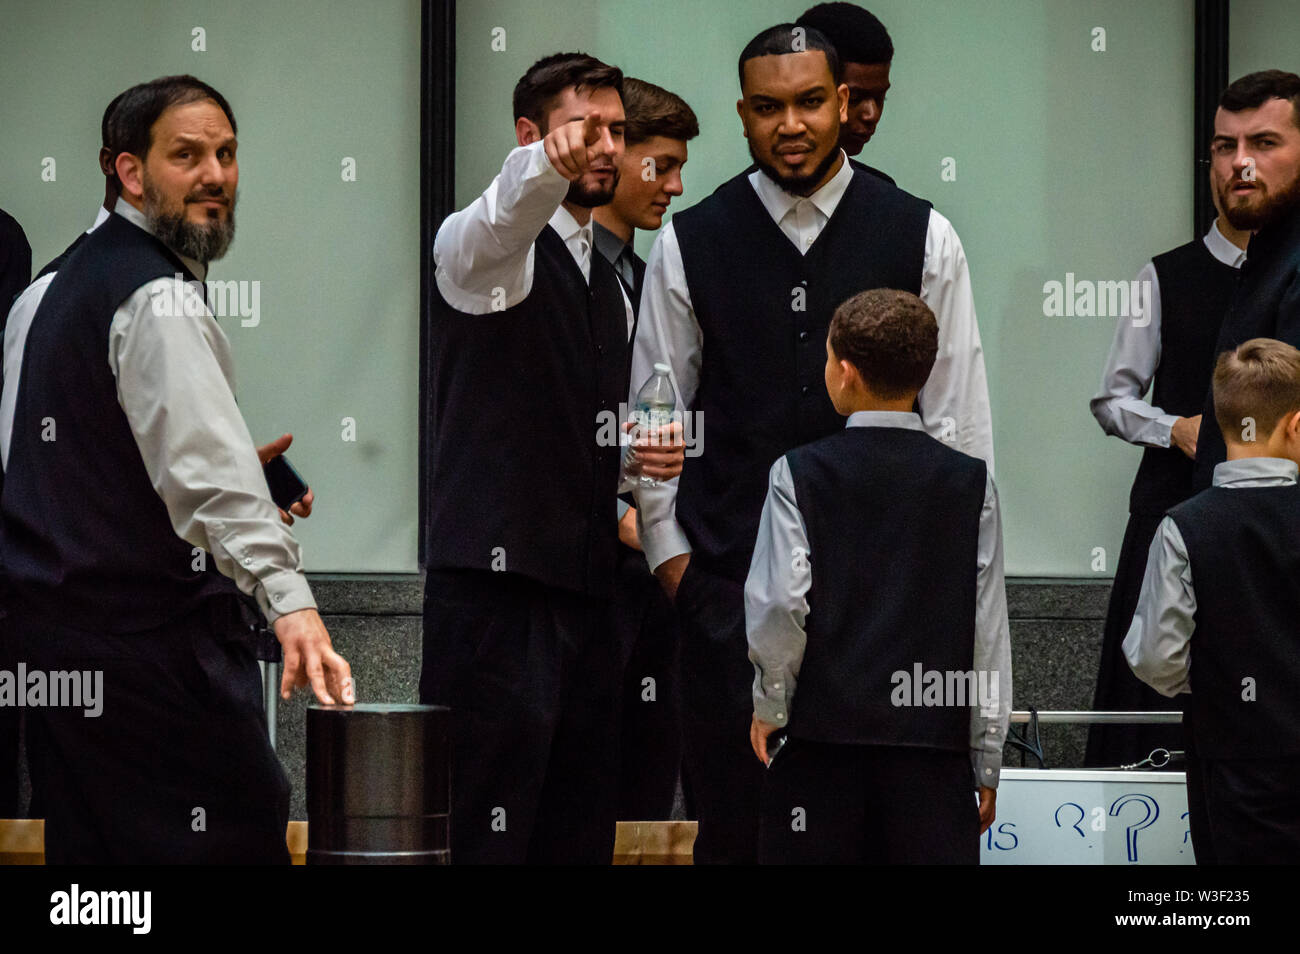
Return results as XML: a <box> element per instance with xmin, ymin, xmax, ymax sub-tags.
<box><xmin>263</xmin><ymin>454</ymin><xmax>309</xmax><ymax>510</ymax></box>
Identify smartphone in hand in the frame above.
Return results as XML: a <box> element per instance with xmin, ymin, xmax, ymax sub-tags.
<box><xmin>263</xmin><ymin>454</ymin><xmax>309</xmax><ymax>510</ymax></box>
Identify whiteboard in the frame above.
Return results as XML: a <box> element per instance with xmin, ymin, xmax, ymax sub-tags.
<box><xmin>980</xmin><ymin>769</ymin><xmax>1194</xmax><ymax>865</ymax></box>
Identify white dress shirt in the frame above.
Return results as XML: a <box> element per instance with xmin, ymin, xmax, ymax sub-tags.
<box><xmin>1090</xmin><ymin>222</ymin><xmax>1247</xmax><ymax>447</ymax></box>
<box><xmin>1123</xmin><ymin>456</ymin><xmax>1297</xmax><ymax>697</ymax></box>
<box><xmin>433</xmin><ymin>138</ymin><xmax>633</xmax><ymax>333</ymax></box>
<box><xmin>3</xmin><ymin>198</ymin><xmax>314</xmax><ymax>624</ymax></box>
<box><xmin>744</xmin><ymin>410</ymin><xmax>1012</xmax><ymax>787</ymax></box>
<box><xmin>628</xmin><ymin>151</ymin><xmax>997</xmax><ymax>571</ymax></box>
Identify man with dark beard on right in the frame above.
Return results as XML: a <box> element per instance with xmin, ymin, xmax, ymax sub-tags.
<box><xmin>1193</xmin><ymin>71</ymin><xmax>1300</xmax><ymax>485</ymax></box>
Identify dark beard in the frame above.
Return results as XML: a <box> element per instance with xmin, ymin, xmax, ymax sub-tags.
<box><xmin>142</xmin><ymin>178</ymin><xmax>236</xmax><ymax>263</ymax></box>
<box><xmin>565</xmin><ymin>169</ymin><xmax>619</xmax><ymax>208</ymax></box>
<box><xmin>749</xmin><ymin>140</ymin><xmax>841</xmax><ymax>197</ymax></box>
<box><xmin>1222</xmin><ymin>171</ymin><xmax>1300</xmax><ymax>232</ymax></box>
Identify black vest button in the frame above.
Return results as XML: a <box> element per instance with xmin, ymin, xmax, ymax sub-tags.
<box><xmin>799</xmin><ymin>331</ymin><xmax>809</xmax><ymax>342</ymax></box>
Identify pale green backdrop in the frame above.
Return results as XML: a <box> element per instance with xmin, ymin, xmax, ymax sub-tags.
<box><xmin>0</xmin><ymin>0</ymin><xmax>421</xmax><ymax>572</ymax></box>
<box><xmin>457</xmin><ymin>0</ymin><xmax>1198</xmax><ymax>576</ymax></box>
<box><xmin>3</xmin><ymin>1</ymin><xmax>1297</xmax><ymax>576</ymax></box>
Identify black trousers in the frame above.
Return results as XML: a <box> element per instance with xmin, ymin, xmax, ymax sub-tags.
<box><xmin>1195</xmin><ymin>755</ymin><xmax>1300</xmax><ymax>864</ymax></box>
<box><xmin>675</xmin><ymin>560</ymin><xmax>765</xmax><ymax>863</ymax></box>
<box><xmin>612</xmin><ymin>542</ymin><xmax>682</xmax><ymax>820</ymax></box>
<box><xmin>1182</xmin><ymin>711</ymin><xmax>1217</xmax><ymax>865</ymax></box>
<box><xmin>759</xmin><ymin>739</ymin><xmax>978</xmax><ymax>864</ymax></box>
<box><xmin>419</xmin><ymin>568</ymin><xmax>619</xmax><ymax>864</ymax></box>
<box><xmin>14</xmin><ymin>600</ymin><xmax>289</xmax><ymax>864</ymax></box>
<box><xmin>1085</xmin><ymin>510</ymin><xmax>1185</xmax><ymax>767</ymax></box>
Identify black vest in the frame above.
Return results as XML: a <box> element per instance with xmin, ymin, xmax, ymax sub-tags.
<box><xmin>786</xmin><ymin>426</ymin><xmax>986</xmax><ymax>748</ymax></box>
<box><xmin>1194</xmin><ymin>211</ymin><xmax>1300</xmax><ymax>489</ymax></box>
<box><xmin>1128</xmin><ymin>239</ymin><xmax>1238</xmax><ymax>514</ymax></box>
<box><xmin>672</xmin><ymin>166</ymin><xmax>932</xmax><ymax>580</ymax></box>
<box><xmin>426</xmin><ymin>224</ymin><xmax>628</xmax><ymax>596</ymax></box>
<box><xmin>0</xmin><ymin>213</ymin><xmax>240</xmax><ymax>632</ymax></box>
<box><xmin>1169</xmin><ymin>484</ymin><xmax>1300</xmax><ymax>757</ymax></box>
<box><xmin>36</xmin><ymin>230</ymin><xmax>89</xmax><ymax>280</ymax></box>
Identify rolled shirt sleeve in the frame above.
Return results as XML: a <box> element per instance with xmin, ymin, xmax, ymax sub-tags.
<box><xmin>745</xmin><ymin>456</ymin><xmax>811</xmax><ymax>728</ymax></box>
<box><xmin>108</xmin><ymin>275</ymin><xmax>315</xmax><ymax>624</ymax></box>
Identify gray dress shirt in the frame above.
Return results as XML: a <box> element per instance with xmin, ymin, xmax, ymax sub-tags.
<box><xmin>1123</xmin><ymin>456</ymin><xmax>1299</xmax><ymax>696</ymax></box>
<box><xmin>1090</xmin><ymin>222</ymin><xmax>1246</xmax><ymax>447</ymax></box>
<box><xmin>2</xmin><ymin>198</ymin><xmax>315</xmax><ymax>624</ymax></box>
<box><xmin>744</xmin><ymin>410</ymin><xmax>1013</xmax><ymax>787</ymax></box>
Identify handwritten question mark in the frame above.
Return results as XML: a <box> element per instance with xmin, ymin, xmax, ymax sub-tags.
<box><xmin>1110</xmin><ymin>794</ymin><xmax>1159</xmax><ymax>863</ymax></box>
<box><xmin>1054</xmin><ymin>802</ymin><xmax>1086</xmax><ymax>838</ymax></box>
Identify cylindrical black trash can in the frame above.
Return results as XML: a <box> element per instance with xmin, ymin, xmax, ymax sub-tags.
<box><xmin>306</xmin><ymin>703</ymin><xmax>451</xmax><ymax>864</ymax></box>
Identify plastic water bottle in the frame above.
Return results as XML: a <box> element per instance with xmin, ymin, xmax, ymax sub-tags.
<box><xmin>633</xmin><ymin>362</ymin><xmax>677</xmax><ymax>487</ymax></box>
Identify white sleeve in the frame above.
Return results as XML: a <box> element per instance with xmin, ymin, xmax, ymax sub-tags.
<box><xmin>1089</xmin><ymin>262</ymin><xmax>1178</xmax><ymax>447</ymax></box>
<box><xmin>917</xmin><ymin>209</ymin><xmax>996</xmax><ymax>476</ymax></box>
<box><xmin>627</xmin><ymin>222</ymin><xmax>699</xmax><ymax>571</ymax></box>
<box><xmin>433</xmin><ymin>139</ymin><xmax>571</xmax><ymax>314</ymax></box>
<box><xmin>109</xmin><ymin>277</ymin><xmax>315</xmax><ymax>623</ymax></box>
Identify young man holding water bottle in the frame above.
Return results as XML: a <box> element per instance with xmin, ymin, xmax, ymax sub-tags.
<box><xmin>592</xmin><ymin>76</ymin><xmax>700</xmax><ymax>821</ymax></box>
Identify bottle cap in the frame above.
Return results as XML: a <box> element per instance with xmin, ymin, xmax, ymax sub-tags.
<box><xmin>654</xmin><ymin>362</ymin><xmax>671</xmax><ymax>374</ymax></box>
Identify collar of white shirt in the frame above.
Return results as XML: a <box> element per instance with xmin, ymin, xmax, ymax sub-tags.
<box><xmin>748</xmin><ymin>148</ymin><xmax>852</xmax><ymax>228</ymax></box>
<box><xmin>549</xmin><ymin>203</ymin><xmax>593</xmax><ymax>281</ymax></box>
<box><xmin>845</xmin><ymin>409</ymin><xmax>924</xmax><ymax>431</ymax></box>
<box><xmin>112</xmin><ymin>196</ymin><xmax>208</xmax><ymax>282</ymax></box>
<box><xmin>1204</xmin><ymin>219</ymin><xmax>1247</xmax><ymax>269</ymax></box>
<box><xmin>1211</xmin><ymin>456</ymin><xmax>1299</xmax><ymax>487</ymax></box>
<box><xmin>89</xmin><ymin>205</ymin><xmax>111</xmax><ymax>233</ymax></box>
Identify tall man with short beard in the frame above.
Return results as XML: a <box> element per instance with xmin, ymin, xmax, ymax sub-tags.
<box><xmin>0</xmin><ymin>75</ymin><xmax>353</xmax><ymax>863</ymax></box>
<box><xmin>1193</xmin><ymin>71</ymin><xmax>1300</xmax><ymax>485</ymax></box>
<box><xmin>631</xmin><ymin>23</ymin><xmax>996</xmax><ymax>863</ymax></box>
<box><xmin>421</xmin><ymin>53</ymin><xmax>684</xmax><ymax>864</ymax></box>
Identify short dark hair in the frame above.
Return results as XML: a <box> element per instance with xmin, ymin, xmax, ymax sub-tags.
<box><xmin>108</xmin><ymin>75</ymin><xmax>237</xmax><ymax>161</ymax></box>
<box><xmin>101</xmin><ymin>91</ymin><xmax>127</xmax><ymax>149</ymax></box>
<box><xmin>797</xmin><ymin>3</ymin><xmax>894</xmax><ymax>65</ymax></box>
<box><xmin>100</xmin><ymin>90</ymin><xmax>128</xmax><ymax>187</ymax></box>
<box><xmin>621</xmin><ymin>78</ymin><xmax>699</xmax><ymax>146</ymax></box>
<box><xmin>512</xmin><ymin>52</ymin><xmax>623</xmax><ymax>133</ymax></box>
<box><xmin>738</xmin><ymin>22</ymin><xmax>842</xmax><ymax>91</ymax></box>
<box><xmin>1220</xmin><ymin>69</ymin><xmax>1300</xmax><ymax>132</ymax></box>
<box><xmin>829</xmin><ymin>288</ymin><xmax>937</xmax><ymax>398</ymax></box>
<box><xmin>1213</xmin><ymin>337</ymin><xmax>1300</xmax><ymax>440</ymax></box>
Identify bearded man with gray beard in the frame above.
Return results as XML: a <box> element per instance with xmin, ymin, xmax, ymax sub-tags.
<box><xmin>0</xmin><ymin>75</ymin><xmax>352</xmax><ymax>864</ymax></box>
